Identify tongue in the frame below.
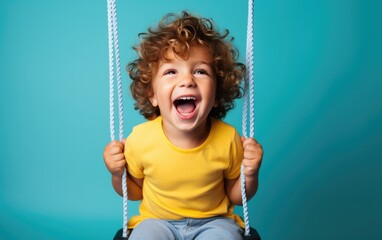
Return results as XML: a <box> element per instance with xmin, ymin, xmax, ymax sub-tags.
<box><xmin>176</xmin><ymin>102</ymin><xmax>195</xmax><ymax>114</ymax></box>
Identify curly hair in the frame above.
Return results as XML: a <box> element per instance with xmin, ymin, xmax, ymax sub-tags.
<box><xmin>128</xmin><ymin>11</ymin><xmax>245</xmax><ymax>120</ymax></box>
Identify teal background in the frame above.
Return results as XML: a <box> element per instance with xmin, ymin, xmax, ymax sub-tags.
<box><xmin>1</xmin><ymin>0</ymin><xmax>381</xmax><ymax>239</ymax></box>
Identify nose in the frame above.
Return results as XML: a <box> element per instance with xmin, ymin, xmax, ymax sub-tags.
<box><xmin>178</xmin><ymin>73</ymin><xmax>196</xmax><ymax>88</ymax></box>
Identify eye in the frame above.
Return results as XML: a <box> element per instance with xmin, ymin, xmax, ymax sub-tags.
<box><xmin>164</xmin><ymin>69</ymin><xmax>176</xmax><ymax>75</ymax></box>
<box><xmin>194</xmin><ymin>69</ymin><xmax>207</xmax><ymax>75</ymax></box>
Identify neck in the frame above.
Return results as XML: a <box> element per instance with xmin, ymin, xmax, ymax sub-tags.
<box><xmin>162</xmin><ymin>118</ymin><xmax>211</xmax><ymax>149</ymax></box>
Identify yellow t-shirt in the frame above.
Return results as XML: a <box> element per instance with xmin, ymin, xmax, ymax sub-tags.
<box><xmin>125</xmin><ymin>116</ymin><xmax>244</xmax><ymax>228</ymax></box>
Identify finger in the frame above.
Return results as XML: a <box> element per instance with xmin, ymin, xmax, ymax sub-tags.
<box><xmin>242</xmin><ymin>138</ymin><xmax>254</xmax><ymax>149</ymax></box>
<box><xmin>242</xmin><ymin>158</ymin><xmax>262</xmax><ymax>170</ymax></box>
<box><xmin>112</xmin><ymin>140</ymin><xmax>125</xmax><ymax>148</ymax></box>
<box><xmin>108</xmin><ymin>146</ymin><xmax>124</xmax><ymax>155</ymax></box>
<box><xmin>107</xmin><ymin>153</ymin><xmax>126</xmax><ymax>162</ymax></box>
<box><xmin>244</xmin><ymin>139</ymin><xmax>262</xmax><ymax>150</ymax></box>
<box><xmin>112</xmin><ymin>159</ymin><xmax>127</xmax><ymax>169</ymax></box>
<box><xmin>244</xmin><ymin>154</ymin><xmax>263</xmax><ymax>162</ymax></box>
<box><xmin>106</xmin><ymin>141</ymin><xmax>125</xmax><ymax>154</ymax></box>
<box><xmin>243</xmin><ymin>146</ymin><xmax>263</xmax><ymax>159</ymax></box>
<box><xmin>246</xmin><ymin>144</ymin><xmax>262</xmax><ymax>153</ymax></box>
<box><xmin>243</xmin><ymin>145</ymin><xmax>263</xmax><ymax>158</ymax></box>
<box><xmin>104</xmin><ymin>141</ymin><xmax>120</xmax><ymax>153</ymax></box>
<box><xmin>105</xmin><ymin>154</ymin><xmax>126</xmax><ymax>171</ymax></box>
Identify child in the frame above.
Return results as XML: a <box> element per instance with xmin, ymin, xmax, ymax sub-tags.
<box><xmin>103</xmin><ymin>11</ymin><xmax>263</xmax><ymax>240</ymax></box>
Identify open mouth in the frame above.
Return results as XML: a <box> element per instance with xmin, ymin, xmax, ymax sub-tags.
<box><xmin>173</xmin><ymin>96</ymin><xmax>197</xmax><ymax>117</ymax></box>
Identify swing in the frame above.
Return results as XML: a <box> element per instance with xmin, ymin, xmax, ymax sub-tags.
<box><xmin>107</xmin><ymin>0</ymin><xmax>260</xmax><ymax>239</ymax></box>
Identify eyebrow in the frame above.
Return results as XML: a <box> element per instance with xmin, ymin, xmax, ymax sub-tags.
<box><xmin>159</xmin><ymin>60</ymin><xmax>212</xmax><ymax>67</ymax></box>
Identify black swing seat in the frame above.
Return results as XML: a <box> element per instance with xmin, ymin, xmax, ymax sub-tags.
<box><xmin>113</xmin><ymin>227</ymin><xmax>261</xmax><ymax>240</ymax></box>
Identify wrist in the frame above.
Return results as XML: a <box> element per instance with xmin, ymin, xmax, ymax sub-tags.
<box><xmin>245</xmin><ymin>170</ymin><xmax>259</xmax><ymax>180</ymax></box>
<box><xmin>112</xmin><ymin>174</ymin><xmax>123</xmax><ymax>180</ymax></box>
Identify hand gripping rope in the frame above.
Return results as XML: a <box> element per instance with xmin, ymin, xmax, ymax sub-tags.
<box><xmin>107</xmin><ymin>0</ymin><xmax>256</xmax><ymax>239</ymax></box>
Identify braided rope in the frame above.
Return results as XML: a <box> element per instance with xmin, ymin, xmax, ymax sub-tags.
<box><xmin>247</xmin><ymin>0</ymin><xmax>255</xmax><ymax>139</ymax></box>
<box><xmin>107</xmin><ymin>0</ymin><xmax>128</xmax><ymax>237</ymax></box>
<box><xmin>107</xmin><ymin>0</ymin><xmax>115</xmax><ymax>142</ymax></box>
<box><xmin>241</xmin><ymin>0</ymin><xmax>255</xmax><ymax>237</ymax></box>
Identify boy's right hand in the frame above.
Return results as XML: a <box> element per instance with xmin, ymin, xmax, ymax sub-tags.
<box><xmin>103</xmin><ymin>139</ymin><xmax>126</xmax><ymax>177</ymax></box>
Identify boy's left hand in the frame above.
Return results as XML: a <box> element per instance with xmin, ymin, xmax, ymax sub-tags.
<box><xmin>241</xmin><ymin>137</ymin><xmax>263</xmax><ymax>177</ymax></box>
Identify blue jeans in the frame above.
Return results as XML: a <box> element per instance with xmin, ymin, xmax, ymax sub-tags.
<box><xmin>129</xmin><ymin>216</ymin><xmax>243</xmax><ymax>240</ymax></box>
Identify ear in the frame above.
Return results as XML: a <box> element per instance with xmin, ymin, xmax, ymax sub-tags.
<box><xmin>150</xmin><ymin>94</ymin><xmax>158</xmax><ymax>107</ymax></box>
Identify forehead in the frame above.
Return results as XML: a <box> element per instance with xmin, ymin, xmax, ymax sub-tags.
<box><xmin>162</xmin><ymin>44</ymin><xmax>213</xmax><ymax>63</ymax></box>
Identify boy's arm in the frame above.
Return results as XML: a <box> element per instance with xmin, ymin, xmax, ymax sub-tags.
<box><xmin>225</xmin><ymin>172</ymin><xmax>259</xmax><ymax>205</ymax></box>
<box><xmin>104</xmin><ymin>140</ymin><xmax>143</xmax><ymax>200</ymax></box>
<box><xmin>225</xmin><ymin>137</ymin><xmax>263</xmax><ymax>205</ymax></box>
<box><xmin>111</xmin><ymin>172</ymin><xmax>143</xmax><ymax>200</ymax></box>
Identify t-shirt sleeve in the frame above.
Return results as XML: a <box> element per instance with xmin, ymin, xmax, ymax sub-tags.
<box><xmin>224</xmin><ymin>130</ymin><xmax>244</xmax><ymax>179</ymax></box>
<box><xmin>124</xmin><ymin>128</ymin><xmax>144</xmax><ymax>179</ymax></box>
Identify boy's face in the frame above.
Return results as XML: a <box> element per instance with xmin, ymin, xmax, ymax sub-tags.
<box><xmin>150</xmin><ymin>45</ymin><xmax>217</xmax><ymax>142</ymax></box>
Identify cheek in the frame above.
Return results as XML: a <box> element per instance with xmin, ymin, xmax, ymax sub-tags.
<box><xmin>151</xmin><ymin>82</ymin><xmax>174</xmax><ymax>106</ymax></box>
<box><xmin>158</xmin><ymin>84</ymin><xmax>174</xmax><ymax>96</ymax></box>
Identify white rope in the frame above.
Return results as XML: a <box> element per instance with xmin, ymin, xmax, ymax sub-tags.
<box><xmin>241</xmin><ymin>0</ymin><xmax>255</xmax><ymax>237</ymax></box>
<box><xmin>107</xmin><ymin>0</ymin><xmax>128</xmax><ymax>238</ymax></box>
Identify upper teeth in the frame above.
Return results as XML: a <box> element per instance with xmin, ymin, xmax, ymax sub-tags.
<box><xmin>177</xmin><ymin>97</ymin><xmax>196</xmax><ymax>101</ymax></box>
